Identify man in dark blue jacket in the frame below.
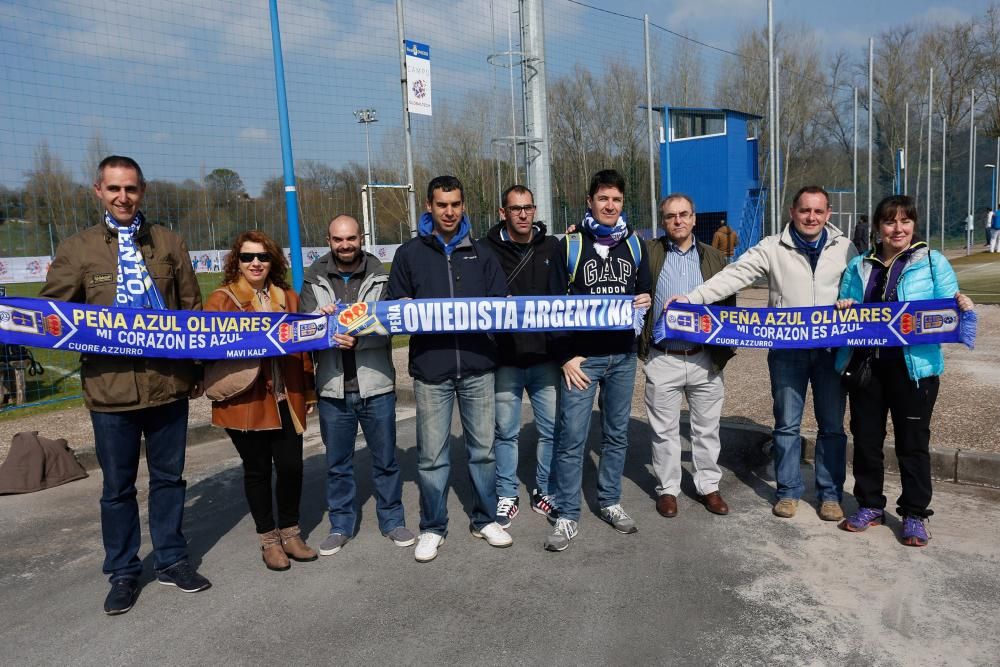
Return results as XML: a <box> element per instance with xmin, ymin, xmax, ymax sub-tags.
<box><xmin>388</xmin><ymin>175</ymin><xmax>512</xmax><ymax>562</ymax></box>
<box><xmin>544</xmin><ymin>169</ymin><xmax>652</xmax><ymax>552</ymax></box>
<box><xmin>484</xmin><ymin>184</ymin><xmax>563</xmax><ymax>526</ymax></box>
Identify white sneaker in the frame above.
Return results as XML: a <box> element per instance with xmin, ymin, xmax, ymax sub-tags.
<box><xmin>414</xmin><ymin>532</ymin><xmax>445</xmax><ymax>563</ymax></box>
<box><xmin>470</xmin><ymin>522</ymin><xmax>513</xmax><ymax>548</ymax></box>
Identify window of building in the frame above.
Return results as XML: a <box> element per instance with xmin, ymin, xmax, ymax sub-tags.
<box><xmin>671</xmin><ymin>111</ymin><xmax>726</xmax><ymax>141</ymax></box>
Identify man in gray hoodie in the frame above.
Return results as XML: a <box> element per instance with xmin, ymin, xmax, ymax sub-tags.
<box><xmin>300</xmin><ymin>215</ymin><xmax>414</xmax><ymax>557</ymax></box>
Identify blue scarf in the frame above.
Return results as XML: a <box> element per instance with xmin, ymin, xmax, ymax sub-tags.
<box><xmin>105</xmin><ymin>210</ymin><xmax>166</xmax><ymax>310</ymax></box>
<box><xmin>418</xmin><ymin>211</ymin><xmax>471</xmax><ymax>256</ymax></box>
<box><xmin>789</xmin><ymin>225</ymin><xmax>828</xmax><ymax>273</ymax></box>
<box><xmin>582</xmin><ymin>210</ymin><xmax>628</xmax><ymax>246</ymax></box>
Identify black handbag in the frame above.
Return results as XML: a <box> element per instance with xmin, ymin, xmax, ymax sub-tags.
<box><xmin>842</xmin><ymin>348</ymin><xmax>873</xmax><ymax>391</ymax></box>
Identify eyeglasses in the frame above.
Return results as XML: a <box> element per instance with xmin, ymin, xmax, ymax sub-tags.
<box><xmin>505</xmin><ymin>205</ymin><xmax>536</xmax><ymax>214</ymax></box>
<box><xmin>238</xmin><ymin>252</ymin><xmax>272</xmax><ymax>263</ymax></box>
<box><xmin>663</xmin><ymin>211</ymin><xmax>692</xmax><ymax>222</ymax></box>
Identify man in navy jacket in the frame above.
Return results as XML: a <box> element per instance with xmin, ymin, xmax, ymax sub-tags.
<box><xmin>544</xmin><ymin>169</ymin><xmax>652</xmax><ymax>552</ymax></box>
<box><xmin>388</xmin><ymin>175</ymin><xmax>511</xmax><ymax>562</ymax></box>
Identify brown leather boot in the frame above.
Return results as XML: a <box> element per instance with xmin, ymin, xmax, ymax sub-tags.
<box><xmin>279</xmin><ymin>525</ymin><xmax>318</xmax><ymax>562</ymax></box>
<box><xmin>260</xmin><ymin>529</ymin><xmax>290</xmax><ymax>571</ymax></box>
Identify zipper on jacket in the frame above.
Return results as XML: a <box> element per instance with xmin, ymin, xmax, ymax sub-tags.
<box><xmin>446</xmin><ymin>253</ymin><xmax>461</xmax><ymax>379</ymax></box>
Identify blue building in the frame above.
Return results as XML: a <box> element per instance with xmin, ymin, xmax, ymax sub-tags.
<box><xmin>657</xmin><ymin>106</ymin><xmax>766</xmax><ymax>258</ymax></box>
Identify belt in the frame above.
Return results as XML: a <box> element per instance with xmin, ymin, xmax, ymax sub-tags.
<box><xmin>654</xmin><ymin>344</ymin><xmax>704</xmax><ymax>356</ymax></box>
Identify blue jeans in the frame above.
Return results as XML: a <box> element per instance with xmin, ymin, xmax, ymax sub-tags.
<box><xmin>90</xmin><ymin>399</ymin><xmax>190</xmax><ymax>581</ymax></box>
<box><xmin>413</xmin><ymin>372</ymin><xmax>496</xmax><ymax>535</ymax></box>
<box><xmin>318</xmin><ymin>392</ymin><xmax>405</xmax><ymax>536</ymax></box>
<box><xmin>552</xmin><ymin>354</ymin><xmax>637</xmax><ymax>522</ymax></box>
<box><xmin>767</xmin><ymin>348</ymin><xmax>847</xmax><ymax>502</ymax></box>
<box><xmin>494</xmin><ymin>363</ymin><xmax>559</xmax><ymax>498</ymax></box>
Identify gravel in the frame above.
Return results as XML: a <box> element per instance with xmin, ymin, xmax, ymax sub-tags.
<box><xmin>2</xmin><ymin>287</ymin><xmax>997</xmax><ymax>462</ymax></box>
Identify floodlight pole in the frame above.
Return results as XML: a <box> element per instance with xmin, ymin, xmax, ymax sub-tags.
<box><xmin>904</xmin><ymin>102</ymin><xmax>909</xmax><ymax>195</ymax></box>
<box><xmin>867</xmin><ymin>38</ymin><xmax>873</xmax><ymax>228</ymax></box>
<box><xmin>354</xmin><ymin>108</ymin><xmax>378</xmax><ymax>247</ymax></box>
<box><xmin>852</xmin><ymin>87</ymin><xmax>858</xmax><ymax>242</ymax></box>
<box><xmin>967</xmin><ymin>89</ymin><xmax>976</xmax><ymax>255</ymax></box>
<box><xmin>941</xmin><ymin>115</ymin><xmax>946</xmax><ymax>251</ymax></box>
<box><xmin>926</xmin><ymin>68</ymin><xmax>933</xmax><ymax>242</ymax></box>
<box><xmin>644</xmin><ymin>14</ymin><xmax>657</xmax><ymax>237</ymax></box>
<box><xmin>396</xmin><ymin>0</ymin><xmax>418</xmax><ymax>238</ymax></box>
<box><xmin>767</xmin><ymin>0</ymin><xmax>777</xmax><ymax>235</ymax></box>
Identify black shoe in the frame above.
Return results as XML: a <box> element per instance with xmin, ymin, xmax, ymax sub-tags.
<box><xmin>104</xmin><ymin>577</ymin><xmax>140</xmax><ymax>615</ymax></box>
<box><xmin>155</xmin><ymin>560</ymin><xmax>212</xmax><ymax>593</ymax></box>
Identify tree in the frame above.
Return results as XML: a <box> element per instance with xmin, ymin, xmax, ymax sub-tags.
<box><xmin>204</xmin><ymin>168</ymin><xmax>246</xmax><ymax>202</ymax></box>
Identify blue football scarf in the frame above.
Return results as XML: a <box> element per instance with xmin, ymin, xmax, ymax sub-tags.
<box><xmin>0</xmin><ymin>294</ymin><xmax>640</xmax><ymax>359</ymax></box>
<box><xmin>653</xmin><ymin>300</ymin><xmax>977</xmax><ymax>350</ymax></box>
<box><xmin>105</xmin><ymin>211</ymin><xmax>166</xmax><ymax>310</ymax></box>
<box><xmin>581</xmin><ymin>210</ymin><xmax>628</xmax><ymax>246</ymax></box>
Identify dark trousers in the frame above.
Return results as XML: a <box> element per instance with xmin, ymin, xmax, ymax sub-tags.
<box><xmin>226</xmin><ymin>401</ymin><xmax>304</xmax><ymax>533</ymax></box>
<box><xmin>91</xmin><ymin>399</ymin><xmax>190</xmax><ymax>581</ymax></box>
<box><xmin>848</xmin><ymin>355</ymin><xmax>939</xmax><ymax>518</ymax></box>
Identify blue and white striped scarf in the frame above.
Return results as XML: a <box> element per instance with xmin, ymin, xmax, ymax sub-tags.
<box><xmin>105</xmin><ymin>210</ymin><xmax>166</xmax><ymax>309</ymax></box>
<box><xmin>581</xmin><ymin>209</ymin><xmax>629</xmax><ymax>246</ymax></box>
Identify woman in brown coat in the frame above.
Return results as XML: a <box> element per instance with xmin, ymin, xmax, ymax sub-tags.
<box><xmin>204</xmin><ymin>231</ymin><xmax>318</xmax><ymax>571</ymax></box>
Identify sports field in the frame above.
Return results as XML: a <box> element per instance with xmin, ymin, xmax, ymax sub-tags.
<box><xmin>950</xmin><ymin>250</ymin><xmax>1000</xmax><ymax>305</ymax></box>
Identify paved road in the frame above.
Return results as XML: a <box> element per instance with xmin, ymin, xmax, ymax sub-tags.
<box><xmin>2</xmin><ymin>408</ymin><xmax>999</xmax><ymax>666</ymax></box>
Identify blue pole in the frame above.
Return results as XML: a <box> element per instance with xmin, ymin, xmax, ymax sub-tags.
<box><xmin>269</xmin><ymin>0</ymin><xmax>304</xmax><ymax>291</ymax></box>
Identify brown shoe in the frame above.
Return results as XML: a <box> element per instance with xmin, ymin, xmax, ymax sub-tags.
<box><xmin>698</xmin><ymin>491</ymin><xmax>730</xmax><ymax>515</ymax></box>
<box><xmin>818</xmin><ymin>501</ymin><xmax>844</xmax><ymax>522</ymax></box>
<box><xmin>772</xmin><ymin>498</ymin><xmax>799</xmax><ymax>518</ymax></box>
<box><xmin>260</xmin><ymin>529</ymin><xmax>290</xmax><ymax>571</ymax></box>
<box><xmin>279</xmin><ymin>525</ymin><xmax>318</xmax><ymax>562</ymax></box>
<box><xmin>656</xmin><ymin>494</ymin><xmax>678</xmax><ymax>518</ymax></box>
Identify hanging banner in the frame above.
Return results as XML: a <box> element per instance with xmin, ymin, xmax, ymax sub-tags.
<box><xmin>653</xmin><ymin>300</ymin><xmax>976</xmax><ymax>350</ymax></box>
<box><xmin>0</xmin><ymin>256</ymin><xmax>52</xmax><ymax>283</ymax></box>
<box><xmin>404</xmin><ymin>40</ymin><xmax>432</xmax><ymax>116</ymax></box>
<box><xmin>0</xmin><ymin>294</ymin><xmax>635</xmax><ymax>360</ymax></box>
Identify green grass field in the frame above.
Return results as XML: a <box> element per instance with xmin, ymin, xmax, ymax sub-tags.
<box><xmin>950</xmin><ymin>251</ymin><xmax>1000</xmax><ymax>305</ymax></box>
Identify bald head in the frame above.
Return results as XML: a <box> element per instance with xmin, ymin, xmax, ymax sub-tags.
<box><xmin>327</xmin><ymin>215</ymin><xmax>363</xmax><ymax>271</ymax></box>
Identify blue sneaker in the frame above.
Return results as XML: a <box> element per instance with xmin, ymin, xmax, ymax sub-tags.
<box><xmin>900</xmin><ymin>516</ymin><xmax>930</xmax><ymax>547</ymax></box>
<box><xmin>841</xmin><ymin>507</ymin><xmax>884</xmax><ymax>532</ymax></box>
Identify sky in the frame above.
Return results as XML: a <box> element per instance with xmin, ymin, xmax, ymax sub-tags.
<box><xmin>0</xmin><ymin>0</ymin><xmax>995</xmax><ymax>197</ymax></box>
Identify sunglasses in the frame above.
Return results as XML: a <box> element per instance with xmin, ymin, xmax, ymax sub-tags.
<box><xmin>238</xmin><ymin>252</ymin><xmax>272</xmax><ymax>263</ymax></box>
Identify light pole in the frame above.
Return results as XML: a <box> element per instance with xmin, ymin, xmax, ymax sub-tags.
<box><xmin>986</xmin><ymin>164</ymin><xmax>997</xmax><ymax>211</ymax></box>
<box><xmin>354</xmin><ymin>108</ymin><xmax>378</xmax><ymax>246</ymax></box>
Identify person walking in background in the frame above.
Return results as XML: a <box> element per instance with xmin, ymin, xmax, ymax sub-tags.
<box><xmin>852</xmin><ymin>214</ymin><xmax>871</xmax><ymax>255</ymax></box>
<box><xmin>711</xmin><ymin>219</ymin><xmax>739</xmax><ymax>263</ymax></box>
<box><xmin>836</xmin><ymin>195</ymin><xmax>975</xmax><ymax>546</ymax></box>
<box><xmin>40</xmin><ymin>155</ymin><xmax>210</xmax><ymax>615</ymax></box>
<box><xmin>987</xmin><ymin>207</ymin><xmax>1000</xmax><ymax>253</ymax></box>
<box><xmin>204</xmin><ymin>231</ymin><xmax>318</xmax><ymax>571</ymax></box>
<box><xmin>300</xmin><ymin>215</ymin><xmax>414</xmax><ymax>557</ymax></box>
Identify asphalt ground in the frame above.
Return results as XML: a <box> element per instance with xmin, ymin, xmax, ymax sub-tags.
<box><xmin>2</xmin><ymin>405</ymin><xmax>999</xmax><ymax>666</ymax></box>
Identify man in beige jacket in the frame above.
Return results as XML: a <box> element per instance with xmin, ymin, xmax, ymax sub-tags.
<box><xmin>675</xmin><ymin>186</ymin><xmax>857</xmax><ymax>521</ymax></box>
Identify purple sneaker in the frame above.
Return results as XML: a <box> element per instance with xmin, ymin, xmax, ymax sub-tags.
<box><xmin>900</xmin><ymin>516</ymin><xmax>930</xmax><ymax>547</ymax></box>
<box><xmin>841</xmin><ymin>507</ymin><xmax>884</xmax><ymax>532</ymax></box>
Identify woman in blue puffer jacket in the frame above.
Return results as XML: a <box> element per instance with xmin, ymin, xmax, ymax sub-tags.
<box><xmin>834</xmin><ymin>195</ymin><xmax>974</xmax><ymax>547</ymax></box>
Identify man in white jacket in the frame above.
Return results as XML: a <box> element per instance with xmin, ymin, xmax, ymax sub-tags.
<box><xmin>675</xmin><ymin>186</ymin><xmax>858</xmax><ymax>521</ymax></box>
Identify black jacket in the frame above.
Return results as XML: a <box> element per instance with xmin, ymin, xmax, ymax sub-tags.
<box><xmin>547</xmin><ymin>224</ymin><xmax>652</xmax><ymax>363</ymax></box>
<box><xmin>484</xmin><ymin>221</ymin><xmax>561</xmax><ymax>367</ymax></box>
<box><xmin>387</xmin><ymin>232</ymin><xmax>507</xmax><ymax>383</ymax></box>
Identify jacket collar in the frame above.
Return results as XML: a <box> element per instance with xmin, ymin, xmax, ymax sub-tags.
<box><xmin>228</xmin><ymin>277</ymin><xmax>287</xmax><ymax>312</ymax></box>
